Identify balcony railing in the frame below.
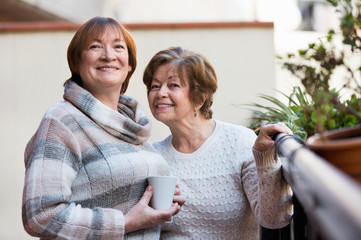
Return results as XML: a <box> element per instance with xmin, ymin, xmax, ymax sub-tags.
<box><xmin>275</xmin><ymin>133</ymin><xmax>361</xmax><ymax>240</ymax></box>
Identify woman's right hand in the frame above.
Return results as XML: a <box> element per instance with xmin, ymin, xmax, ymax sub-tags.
<box><xmin>253</xmin><ymin>122</ymin><xmax>293</xmax><ymax>152</ymax></box>
<box><xmin>124</xmin><ymin>186</ymin><xmax>180</xmax><ymax>233</ymax></box>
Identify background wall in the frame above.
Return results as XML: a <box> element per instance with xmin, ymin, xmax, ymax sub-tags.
<box><xmin>128</xmin><ymin>24</ymin><xmax>276</xmax><ymax>142</ymax></box>
<box><xmin>0</xmin><ymin>23</ymin><xmax>275</xmax><ymax>239</ymax></box>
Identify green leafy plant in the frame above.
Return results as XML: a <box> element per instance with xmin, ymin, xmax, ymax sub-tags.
<box><xmin>247</xmin><ymin>86</ymin><xmax>361</xmax><ymax>140</ymax></box>
<box><xmin>246</xmin><ymin>87</ymin><xmax>308</xmax><ymax>140</ymax></box>
<box><xmin>249</xmin><ymin>0</ymin><xmax>361</xmax><ymax>137</ymax></box>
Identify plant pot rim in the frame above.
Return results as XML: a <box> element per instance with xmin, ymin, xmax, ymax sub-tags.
<box><xmin>306</xmin><ymin>126</ymin><xmax>361</xmax><ymax>150</ymax></box>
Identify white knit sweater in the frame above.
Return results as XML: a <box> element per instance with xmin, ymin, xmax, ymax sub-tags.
<box><xmin>153</xmin><ymin>120</ymin><xmax>293</xmax><ymax>240</ymax></box>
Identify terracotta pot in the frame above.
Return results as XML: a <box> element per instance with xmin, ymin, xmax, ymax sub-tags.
<box><xmin>306</xmin><ymin>126</ymin><xmax>361</xmax><ymax>184</ymax></box>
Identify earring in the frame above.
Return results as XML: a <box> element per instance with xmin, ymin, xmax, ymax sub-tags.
<box><xmin>194</xmin><ymin>111</ymin><xmax>198</xmax><ymax>117</ymax></box>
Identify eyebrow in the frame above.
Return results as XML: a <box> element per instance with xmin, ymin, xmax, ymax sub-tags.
<box><xmin>90</xmin><ymin>37</ymin><xmax>123</xmax><ymax>43</ymax></box>
<box><xmin>167</xmin><ymin>75</ymin><xmax>179</xmax><ymax>80</ymax></box>
<box><xmin>152</xmin><ymin>75</ymin><xmax>179</xmax><ymax>81</ymax></box>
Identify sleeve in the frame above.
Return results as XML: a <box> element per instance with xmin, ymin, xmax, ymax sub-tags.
<box><xmin>22</xmin><ymin>117</ymin><xmax>125</xmax><ymax>239</ymax></box>
<box><xmin>241</xmin><ymin>131</ymin><xmax>293</xmax><ymax>229</ymax></box>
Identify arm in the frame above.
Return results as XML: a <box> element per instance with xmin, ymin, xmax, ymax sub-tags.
<box><xmin>243</xmin><ymin>123</ymin><xmax>293</xmax><ymax>229</ymax></box>
<box><xmin>22</xmin><ymin>118</ymin><xmax>126</xmax><ymax>239</ymax></box>
<box><xmin>250</xmin><ymin>147</ymin><xmax>293</xmax><ymax>228</ymax></box>
<box><xmin>22</xmin><ymin>117</ymin><xmax>181</xmax><ymax>239</ymax></box>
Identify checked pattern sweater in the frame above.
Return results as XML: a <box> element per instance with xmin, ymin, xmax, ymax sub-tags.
<box><xmin>22</xmin><ymin>81</ymin><xmax>170</xmax><ymax>239</ymax></box>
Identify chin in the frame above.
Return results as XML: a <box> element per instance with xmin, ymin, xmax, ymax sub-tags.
<box><xmin>154</xmin><ymin>114</ymin><xmax>170</xmax><ymax>123</ymax></box>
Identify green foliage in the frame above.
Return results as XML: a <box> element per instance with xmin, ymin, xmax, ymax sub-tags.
<box><xmin>247</xmin><ymin>87</ymin><xmax>361</xmax><ymax>140</ymax></box>
<box><xmin>246</xmin><ymin>0</ymin><xmax>361</xmax><ymax>138</ymax></box>
<box><xmin>274</xmin><ymin>0</ymin><xmax>361</xmax><ymax>135</ymax></box>
<box><xmin>246</xmin><ymin>87</ymin><xmax>309</xmax><ymax>140</ymax></box>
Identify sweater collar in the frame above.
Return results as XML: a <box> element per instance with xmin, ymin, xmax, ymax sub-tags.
<box><xmin>63</xmin><ymin>80</ymin><xmax>151</xmax><ymax>144</ymax></box>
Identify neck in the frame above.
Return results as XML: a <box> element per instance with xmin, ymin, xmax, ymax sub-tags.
<box><xmin>170</xmin><ymin>118</ymin><xmax>215</xmax><ymax>153</ymax></box>
<box><xmin>91</xmin><ymin>88</ymin><xmax>121</xmax><ymax>111</ymax></box>
<box><xmin>97</xmin><ymin>94</ymin><xmax>120</xmax><ymax>110</ymax></box>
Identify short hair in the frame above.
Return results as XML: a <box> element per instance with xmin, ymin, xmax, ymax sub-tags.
<box><xmin>143</xmin><ymin>47</ymin><xmax>217</xmax><ymax>119</ymax></box>
<box><xmin>67</xmin><ymin>16</ymin><xmax>137</xmax><ymax>94</ymax></box>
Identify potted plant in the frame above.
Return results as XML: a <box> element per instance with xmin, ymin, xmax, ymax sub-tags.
<box><xmin>246</xmin><ymin>86</ymin><xmax>309</xmax><ymax>140</ymax></box>
<box><xmin>248</xmin><ymin>0</ymin><xmax>361</xmax><ymax>183</ymax></box>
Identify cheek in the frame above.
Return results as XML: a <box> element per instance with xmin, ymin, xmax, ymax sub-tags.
<box><xmin>147</xmin><ymin>93</ymin><xmax>154</xmax><ymax>105</ymax></box>
<box><xmin>119</xmin><ymin>53</ymin><xmax>131</xmax><ymax>66</ymax></box>
<box><xmin>78</xmin><ymin>55</ymin><xmax>92</xmax><ymax>72</ymax></box>
<box><xmin>77</xmin><ymin>62</ymin><xmax>85</xmax><ymax>76</ymax></box>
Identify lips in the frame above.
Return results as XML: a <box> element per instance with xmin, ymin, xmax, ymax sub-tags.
<box><xmin>97</xmin><ymin>66</ymin><xmax>119</xmax><ymax>71</ymax></box>
<box><xmin>155</xmin><ymin>104</ymin><xmax>174</xmax><ymax>111</ymax></box>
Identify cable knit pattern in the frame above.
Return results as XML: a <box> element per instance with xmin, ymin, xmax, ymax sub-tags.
<box><xmin>22</xmin><ymin>81</ymin><xmax>170</xmax><ymax>239</ymax></box>
<box><xmin>154</xmin><ymin>120</ymin><xmax>292</xmax><ymax>240</ymax></box>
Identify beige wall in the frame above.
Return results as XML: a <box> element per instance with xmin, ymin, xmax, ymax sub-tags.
<box><xmin>129</xmin><ymin>26</ymin><xmax>276</xmax><ymax>142</ymax></box>
<box><xmin>0</xmin><ymin>24</ymin><xmax>275</xmax><ymax>239</ymax></box>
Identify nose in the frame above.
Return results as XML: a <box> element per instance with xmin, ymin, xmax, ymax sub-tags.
<box><xmin>101</xmin><ymin>47</ymin><xmax>116</xmax><ymax>61</ymax></box>
<box><xmin>157</xmin><ymin>85</ymin><xmax>168</xmax><ymax>98</ymax></box>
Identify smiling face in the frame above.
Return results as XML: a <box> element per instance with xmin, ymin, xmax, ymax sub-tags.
<box><xmin>148</xmin><ymin>63</ymin><xmax>195</xmax><ymax>126</ymax></box>
<box><xmin>78</xmin><ymin>28</ymin><xmax>132</xmax><ymax>97</ymax></box>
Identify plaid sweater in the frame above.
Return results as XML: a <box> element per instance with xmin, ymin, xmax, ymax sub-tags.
<box><xmin>22</xmin><ymin>81</ymin><xmax>170</xmax><ymax>239</ymax></box>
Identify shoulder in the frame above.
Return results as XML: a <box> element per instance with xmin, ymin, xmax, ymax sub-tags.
<box><xmin>28</xmin><ymin>101</ymin><xmax>84</xmax><ymax>146</ymax></box>
<box><xmin>153</xmin><ymin>135</ymin><xmax>172</xmax><ymax>153</ymax></box>
<box><xmin>214</xmin><ymin>120</ymin><xmax>256</xmax><ymax>142</ymax></box>
<box><xmin>25</xmin><ymin>101</ymin><xmax>82</xmax><ymax>164</ymax></box>
<box><xmin>39</xmin><ymin>101</ymin><xmax>94</xmax><ymax>132</ymax></box>
<box><xmin>44</xmin><ymin>101</ymin><xmax>80</xmax><ymax>120</ymax></box>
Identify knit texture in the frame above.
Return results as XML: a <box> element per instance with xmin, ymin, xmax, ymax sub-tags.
<box><xmin>154</xmin><ymin>120</ymin><xmax>293</xmax><ymax>240</ymax></box>
<box><xmin>22</xmin><ymin>81</ymin><xmax>170</xmax><ymax>239</ymax></box>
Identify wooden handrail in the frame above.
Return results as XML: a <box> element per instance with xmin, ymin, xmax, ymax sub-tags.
<box><xmin>276</xmin><ymin>133</ymin><xmax>361</xmax><ymax>240</ymax></box>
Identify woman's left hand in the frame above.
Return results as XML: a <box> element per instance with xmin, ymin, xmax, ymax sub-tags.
<box><xmin>253</xmin><ymin>122</ymin><xmax>293</xmax><ymax>152</ymax></box>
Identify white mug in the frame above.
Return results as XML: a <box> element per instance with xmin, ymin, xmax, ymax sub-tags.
<box><xmin>148</xmin><ymin>176</ymin><xmax>177</xmax><ymax>210</ymax></box>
